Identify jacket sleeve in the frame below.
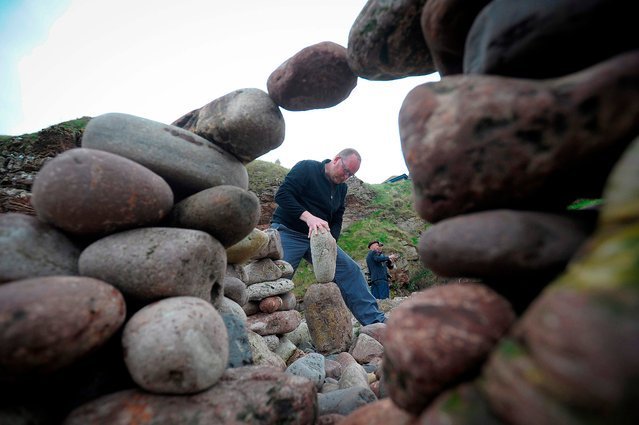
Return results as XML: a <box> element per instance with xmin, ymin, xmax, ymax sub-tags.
<box><xmin>371</xmin><ymin>252</ymin><xmax>390</xmax><ymax>263</ymax></box>
<box><xmin>274</xmin><ymin>162</ymin><xmax>308</xmax><ymax>221</ymax></box>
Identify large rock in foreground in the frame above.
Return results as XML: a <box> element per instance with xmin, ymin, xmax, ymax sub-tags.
<box><xmin>63</xmin><ymin>366</ymin><xmax>317</xmax><ymax>425</ymax></box>
<box><xmin>400</xmin><ymin>51</ymin><xmax>639</xmax><ymax>222</ymax></box>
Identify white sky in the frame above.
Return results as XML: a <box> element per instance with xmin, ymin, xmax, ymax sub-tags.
<box><xmin>1</xmin><ymin>0</ymin><xmax>440</xmax><ymax>183</ymax></box>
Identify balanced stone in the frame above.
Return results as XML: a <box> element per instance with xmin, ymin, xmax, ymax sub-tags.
<box><xmin>304</xmin><ymin>283</ymin><xmax>352</xmax><ymax>354</ymax></box>
<box><xmin>82</xmin><ymin>112</ymin><xmax>248</xmax><ymax>197</ymax></box>
<box><xmin>464</xmin><ymin>0</ymin><xmax>637</xmax><ymax>79</ymax></box>
<box><xmin>310</xmin><ymin>230</ymin><xmax>337</xmax><ymax>283</ymax></box>
<box><xmin>245</xmin><ymin>278</ymin><xmax>295</xmax><ymax>301</ymax></box>
<box><xmin>223</xmin><ymin>276</ymin><xmax>248</xmax><ymax>306</ymax></box>
<box><xmin>226</xmin><ymin>228</ymin><xmax>269</xmax><ymax>265</ymax></box>
<box><xmin>419</xmin><ymin>209</ymin><xmax>595</xmax><ymax>280</ymax></box>
<box><xmin>420</xmin><ymin>0</ymin><xmax>491</xmax><ymax>75</ymax></box>
<box><xmin>243</xmin><ymin>258</ymin><xmax>283</xmax><ymax>285</ymax></box>
<box><xmin>169</xmin><ymin>185</ymin><xmax>260</xmax><ymax>247</ymax></box>
<box><xmin>383</xmin><ymin>283</ymin><xmax>515</xmax><ymax>414</ymax></box>
<box><xmin>274</xmin><ymin>259</ymin><xmax>295</xmax><ymax>278</ymax></box>
<box><xmin>31</xmin><ymin>148</ymin><xmax>173</xmax><ymax>234</ymax></box>
<box><xmin>122</xmin><ymin>296</ymin><xmax>228</xmax><ymax>394</ymax></box>
<box><xmin>79</xmin><ymin>227</ymin><xmax>226</xmax><ymax>302</ymax></box>
<box><xmin>0</xmin><ymin>276</ymin><xmax>125</xmax><ymax>379</ymax></box>
<box><xmin>63</xmin><ymin>366</ymin><xmax>317</xmax><ymax>425</ymax></box>
<box><xmin>259</xmin><ymin>296</ymin><xmax>283</xmax><ymax>314</ymax></box>
<box><xmin>250</xmin><ymin>228</ymin><xmax>284</xmax><ymax>261</ymax></box>
<box><xmin>267</xmin><ymin>41</ymin><xmax>357</xmax><ymax>111</ymax></box>
<box><xmin>0</xmin><ymin>213</ymin><xmax>79</xmax><ymax>283</ymax></box>
<box><xmin>246</xmin><ymin>310</ymin><xmax>302</xmax><ymax>336</ymax></box>
<box><xmin>418</xmin><ymin>383</ymin><xmax>503</xmax><ymax>425</ymax></box>
<box><xmin>172</xmin><ymin>88</ymin><xmax>285</xmax><ymax>164</ymax></box>
<box><xmin>400</xmin><ymin>51</ymin><xmax>639</xmax><ymax>222</ymax></box>
<box><xmin>347</xmin><ymin>0</ymin><xmax>435</xmax><ymax>80</ymax></box>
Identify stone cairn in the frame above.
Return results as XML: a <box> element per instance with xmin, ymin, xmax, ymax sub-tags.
<box><xmin>1</xmin><ymin>0</ymin><xmax>638</xmax><ymax>424</ymax></box>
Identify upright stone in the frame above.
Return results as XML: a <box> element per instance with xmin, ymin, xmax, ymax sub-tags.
<box><xmin>310</xmin><ymin>231</ymin><xmax>337</xmax><ymax>283</ymax></box>
<box><xmin>82</xmin><ymin>113</ymin><xmax>248</xmax><ymax>197</ymax></box>
<box><xmin>172</xmin><ymin>88</ymin><xmax>285</xmax><ymax>164</ymax></box>
<box><xmin>304</xmin><ymin>283</ymin><xmax>353</xmax><ymax>354</ymax></box>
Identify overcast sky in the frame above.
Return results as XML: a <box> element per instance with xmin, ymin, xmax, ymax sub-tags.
<box><xmin>1</xmin><ymin>0</ymin><xmax>440</xmax><ymax>183</ymax></box>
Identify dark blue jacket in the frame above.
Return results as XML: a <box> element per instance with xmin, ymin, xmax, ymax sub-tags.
<box><xmin>366</xmin><ymin>250</ymin><xmax>391</xmax><ymax>283</ymax></box>
<box><xmin>271</xmin><ymin>159</ymin><xmax>346</xmax><ymax>240</ymax></box>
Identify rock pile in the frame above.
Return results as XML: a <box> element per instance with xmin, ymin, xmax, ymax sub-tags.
<box><xmin>2</xmin><ymin>0</ymin><xmax>638</xmax><ymax>424</ymax></box>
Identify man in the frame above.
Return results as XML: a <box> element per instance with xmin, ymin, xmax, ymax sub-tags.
<box><xmin>270</xmin><ymin>148</ymin><xmax>386</xmax><ymax>325</ymax></box>
<box><xmin>366</xmin><ymin>240</ymin><xmax>397</xmax><ymax>300</ymax></box>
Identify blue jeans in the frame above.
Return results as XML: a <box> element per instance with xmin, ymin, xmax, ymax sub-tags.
<box><xmin>370</xmin><ymin>280</ymin><xmax>390</xmax><ymax>300</ymax></box>
<box><xmin>271</xmin><ymin>223</ymin><xmax>386</xmax><ymax>325</ymax></box>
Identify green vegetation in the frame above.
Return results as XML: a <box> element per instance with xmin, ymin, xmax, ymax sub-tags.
<box><xmin>246</xmin><ymin>160</ymin><xmax>289</xmax><ymax>194</ymax></box>
<box><xmin>568</xmin><ymin>198</ymin><xmax>603</xmax><ymax>210</ymax></box>
<box><xmin>0</xmin><ymin>116</ymin><xmax>91</xmax><ymax>150</ymax></box>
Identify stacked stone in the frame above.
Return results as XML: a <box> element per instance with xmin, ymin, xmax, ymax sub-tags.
<box><xmin>333</xmin><ymin>1</ymin><xmax>639</xmax><ymax>424</ymax></box>
<box><xmin>224</xmin><ymin>227</ymin><xmax>302</xmax><ymax>368</ymax></box>
<box><xmin>0</xmin><ymin>108</ymin><xmax>320</xmax><ymax>423</ymax></box>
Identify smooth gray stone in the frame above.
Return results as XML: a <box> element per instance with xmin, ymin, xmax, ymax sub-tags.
<box><xmin>286</xmin><ymin>352</ymin><xmax>326</xmax><ymax>389</ymax></box>
<box><xmin>79</xmin><ymin>227</ymin><xmax>226</xmax><ymax>302</ymax></box>
<box><xmin>0</xmin><ymin>213</ymin><xmax>79</xmax><ymax>283</ymax></box>
<box><xmin>317</xmin><ymin>386</ymin><xmax>377</xmax><ymax>416</ymax></box>
<box><xmin>122</xmin><ymin>296</ymin><xmax>228</xmax><ymax>394</ymax></box>
<box><xmin>244</xmin><ymin>258</ymin><xmax>283</xmax><ymax>285</ymax></box>
<box><xmin>172</xmin><ymin>88</ymin><xmax>285</xmax><ymax>164</ymax></box>
<box><xmin>222</xmin><ymin>313</ymin><xmax>253</xmax><ymax>369</ymax></box>
<box><xmin>310</xmin><ymin>231</ymin><xmax>337</xmax><ymax>283</ymax></box>
<box><xmin>246</xmin><ymin>278</ymin><xmax>295</xmax><ymax>301</ymax></box>
<box><xmin>82</xmin><ymin>113</ymin><xmax>248</xmax><ymax>197</ymax></box>
<box><xmin>223</xmin><ymin>276</ymin><xmax>248</xmax><ymax>306</ymax></box>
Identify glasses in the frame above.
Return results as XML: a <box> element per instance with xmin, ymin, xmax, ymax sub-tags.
<box><xmin>340</xmin><ymin>157</ymin><xmax>355</xmax><ymax>179</ymax></box>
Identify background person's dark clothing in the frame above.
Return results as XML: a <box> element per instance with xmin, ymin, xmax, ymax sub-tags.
<box><xmin>272</xmin><ymin>159</ymin><xmax>346</xmax><ymax>240</ymax></box>
<box><xmin>366</xmin><ymin>250</ymin><xmax>392</xmax><ymax>299</ymax></box>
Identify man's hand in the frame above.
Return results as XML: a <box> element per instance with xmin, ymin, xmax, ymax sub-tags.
<box><xmin>300</xmin><ymin>211</ymin><xmax>330</xmax><ymax>238</ymax></box>
<box><xmin>389</xmin><ymin>254</ymin><xmax>399</xmax><ymax>262</ymax></box>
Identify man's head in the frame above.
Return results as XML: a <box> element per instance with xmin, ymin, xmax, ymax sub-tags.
<box><xmin>326</xmin><ymin>148</ymin><xmax>361</xmax><ymax>184</ymax></box>
<box><xmin>368</xmin><ymin>240</ymin><xmax>383</xmax><ymax>251</ymax></box>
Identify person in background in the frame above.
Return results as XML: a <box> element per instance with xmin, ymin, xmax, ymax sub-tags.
<box><xmin>366</xmin><ymin>240</ymin><xmax>398</xmax><ymax>300</ymax></box>
<box><xmin>270</xmin><ymin>148</ymin><xmax>387</xmax><ymax>325</ymax></box>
